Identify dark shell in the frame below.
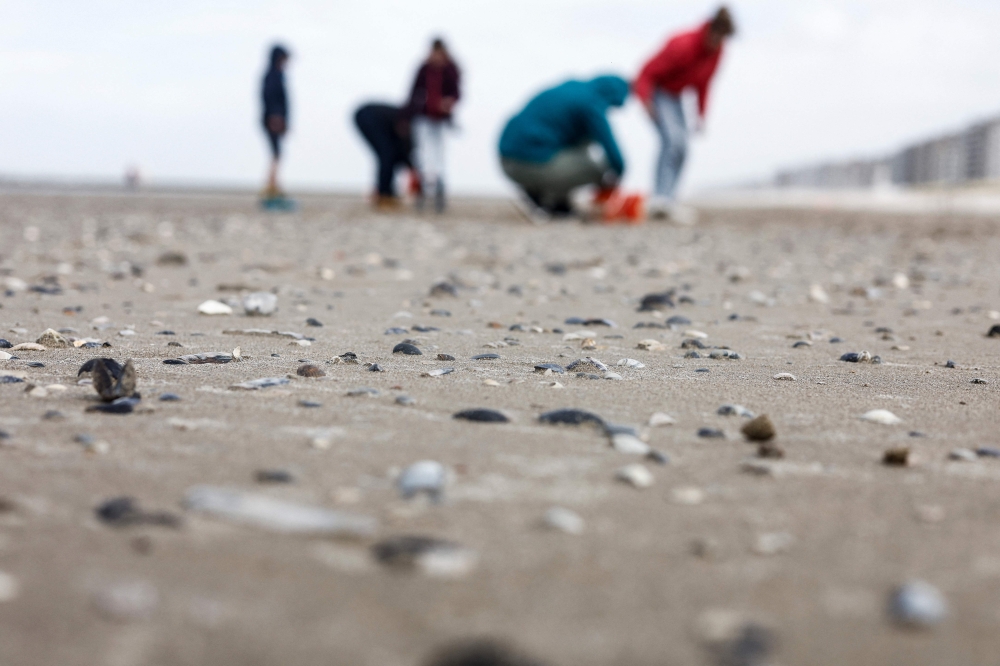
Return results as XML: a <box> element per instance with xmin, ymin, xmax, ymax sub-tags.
<box><xmin>638</xmin><ymin>291</ymin><xmax>675</xmax><ymax>311</ymax></box>
<box><xmin>393</xmin><ymin>342</ymin><xmax>423</xmax><ymax>355</ymax></box>
<box><xmin>412</xmin><ymin>325</ymin><xmax>439</xmax><ymax>333</ymax></box>
<box><xmin>988</xmin><ymin>325</ymin><xmax>1000</xmax><ymax>338</ymax></box>
<box><xmin>423</xmin><ymin>640</ymin><xmax>548</xmax><ymax>666</ymax></box>
<box><xmin>471</xmin><ymin>353</ymin><xmax>500</xmax><ymax>360</ymax></box>
<box><xmin>665</xmin><ymin>315</ymin><xmax>692</xmax><ymax>326</ymax></box>
<box><xmin>255</xmin><ymin>469</ymin><xmax>295</xmax><ymax>483</ymax></box>
<box><xmin>437</xmin><ymin>354</ymin><xmax>456</xmax><ymax>361</ymax></box>
<box><xmin>697</xmin><ymin>428</ymin><xmax>726</xmax><ymax>439</ymax></box>
<box><xmin>680</xmin><ymin>339</ymin><xmax>707</xmax><ymax>349</ymax></box>
<box><xmin>538</xmin><ymin>409</ymin><xmax>604</xmax><ymax>427</ymax></box>
<box><xmin>372</xmin><ymin>535</ymin><xmax>460</xmax><ymax>567</ymax></box>
<box><xmin>429</xmin><ymin>282</ymin><xmax>459</xmax><ymax>298</ymax></box>
<box><xmin>92</xmin><ymin>359</ymin><xmax>136</xmax><ymax>402</ymax></box>
<box><xmin>87</xmin><ymin>397</ymin><xmax>140</xmax><ymax>414</ymax></box>
<box><xmin>534</xmin><ymin>363</ymin><xmax>565</xmax><ymax>374</ymax></box>
<box><xmin>297</xmin><ymin>364</ymin><xmax>326</xmax><ymax>378</ymax></box>
<box><xmin>0</xmin><ymin>339</ymin><xmax>11</xmax><ymax>349</ymax></box>
<box><xmin>306</xmin><ymin>318</ymin><xmax>323</xmax><ymax>327</ymax></box>
<box><xmin>634</xmin><ymin>322</ymin><xmax>668</xmax><ymax>329</ymax></box>
<box><xmin>158</xmin><ymin>393</ymin><xmax>181</xmax><ymax>402</ymax></box>
<box><xmin>78</xmin><ymin>357</ymin><xmax>122</xmax><ymax>378</ymax></box>
<box><xmin>96</xmin><ymin>496</ymin><xmax>180</xmax><ymax>528</ymax></box>
<box><xmin>454</xmin><ymin>409</ymin><xmax>510</xmax><ymax>423</ymax></box>
<box><xmin>430</xmin><ymin>309</ymin><xmax>452</xmax><ymax>317</ymax></box>
<box><xmin>840</xmin><ymin>352</ymin><xmax>862</xmax><ymax>363</ymax></box>
<box><xmin>385</xmin><ymin>327</ymin><xmax>409</xmax><ymax>335</ymax></box>
<box><xmin>0</xmin><ymin>376</ymin><xmax>25</xmax><ymax>384</ymax></box>
<box><xmin>155</xmin><ymin>330</ymin><xmax>175</xmax><ymax>335</ymax></box>
<box><xmin>369</xmin><ymin>363</ymin><xmax>384</xmax><ymax>372</ymax></box>
<box><xmin>792</xmin><ymin>341</ymin><xmax>811</xmax><ymax>348</ymax></box>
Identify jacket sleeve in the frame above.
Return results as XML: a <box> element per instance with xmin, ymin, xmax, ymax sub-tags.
<box><xmin>695</xmin><ymin>54</ymin><xmax>721</xmax><ymax>118</ymax></box>
<box><xmin>633</xmin><ymin>37</ymin><xmax>695</xmax><ymax>104</ymax></box>
<box><xmin>406</xmin><ymin>65</ymin><xmax>427</xmax><ymax>116</ymax></box>
<box><xmin>262</xmin><ymin>72</ymin><xmax>288</xmax><ymax>119</ymax></box>
<box><xmin>583</xmin><ymin>105</ymin><xmax>625</xmax><ymax>175</ymax></box>
<box><xmin>444</xmin><ymin>64</ymin><xmax>460</xmax><ymax>101</ymax></box>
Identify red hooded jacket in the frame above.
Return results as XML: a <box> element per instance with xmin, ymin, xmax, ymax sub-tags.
<box><xmin>634</xmin><ymin>22</ymin><xmax>723</xmax><ymax>118</ymax></box>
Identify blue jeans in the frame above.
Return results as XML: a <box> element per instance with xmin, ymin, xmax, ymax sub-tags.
<box><xmin>652</xmin><ymin>90</ymin><xmax>688</xmax><ymax>200</ymax></box>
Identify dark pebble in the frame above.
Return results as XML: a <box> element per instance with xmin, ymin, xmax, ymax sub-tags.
<box><xmin>634</xmin><ymin>322</ymin><xmax>667</xmax><ymax>330</ymax></box>
<box><xmin>155</xmin><ymin>331</ymin><xmax>175</xmax><ymax>335</ymax></box>
<box><xmin>829</xmin><ymin>337</ymin><xmax>844</xmax><ymax>343</ymax></box>
<box><xmin>909</xmin><ymin>431</ymin><xmax>926</xmax><ymax>438</ymax></box>
<box><xmin>945</xmin><ymin>360</ymin><xmax>956</xmax><ymax>368</ymax></box>
<box><xmin>86</xmin><ymin>397</ymin><xmax>139</xmax><ymax>414</ymax></box>
<box><xmin>977</xmin><ymin>447</ymin><xmax>1000</xmax><ymax>458</ymax></box>
<box><xmin>167</xmin><ymin>341</ymin><xmax>183</xmax><ymax>347</ymax></box>
<box><xmin>306</xmin><ymin>318</ymin><xmax>323</xmax><ymax>327</ymax></box>
<box><xmin>538</xmin><ymin>408</ymin><xmax>604</xmax><ymax>427</ymax></box>
<box><xmin>638</xmin><ymin>291</ymin><xmax>675</xmax><ymax>311</ymax></box>
<box><xmin>564</xmin><ymin>317</ymin><xmax>586</xmax><ymax>325</ymax></box>
<box><xmin>423</xmin><ymin>640</ymin><xmax>548</xmax><ymax>666</ymax></box>
<box><xmin>454</xmin><ymin>409</ymin><xmax>510</xmax><ymax>423</ymax></box>
<box><xmin>647</xmin><ymin>450</ymin><xmax>671</xmax><ymax>465</ymax></box>
<box><xmin>697</xmin><ymin>428</ymin><xmax>726</xmax><ymax>439</ymax></box>
<box><xmin>271</xmin><ymin>353</ymin><xmax>281</xmax><ymax>358</ymax></box>
<box><xmin>95</xmin><ymin>496</ymin><xmax>180</xmax><ymax>528</ymax></box>
<box><xmin>727</xmin><ymin>313</ymin><xmax>741</xmax><ymax>321</ymax></box>
<box><xmin>0</xmin><ymin>376</ymin><xmax>25</xmax><ymax>384</ymax></box>
<box><xmin>0</xmin><ymin>430</ymin><xmax>9</xmax><ymax>440</ymax></box>
<box><xmin>472</xmin><ymin>353</ymin><xmax>500</xmax><ymax>360</ymax></box>
<box><xmin>793</xmin><ymin>341</ymin><xmax>811</xmax><ymax>348</ymax></box>
<box><xmin>575</xmin><ymin>373</ymin><xmax>602</xmax><ymax>380</ymax></box>
<box><xmin>681</xmin><ymin>339</ymin><xmax>707</xmax><ymax>349</ymax></box>
<box><xmin>297</xmin><ymin>364</ymin><xmax>326</xmax><ymax>378</ymax></box>
<box><xmin>372</xmin><ymin>535</ymin><xmax>460</xmax><ymax>567</ymax></box>
<box><xmin>875</xmin><ymin>327</ymin><xmax>893</xmax><ymax>334</ymax></box>
<box><xmin>685</xmin><ymin>351</ymin><xmax>702</xmax><ymax>359</ymax></box>
<box><xmin>695</xmin><ymin>368</ymin><xmax>710</xmax><ymax>373</ymax></box>
<box><xmin>437</xmin><ymin>354</ymin><xmax>456</xmax><ymax>361</ymax></box>
<box><xmin>678</xmin><ymin>295</ymin><xmax>695</xmax><ymax>305</ymax></box>
<box><xmin>987</xmin><ymin>325</ymin><xmax>1000</xmax><ymax>338</ymax></box>
<box><xmin>254</xmin><ymin>469</ymin><xmax>295</xmax><ymax>484</ymax></box>
<box><xmin>429</xmin><ymin>282</ymin><xmax>459</xmax><ymax>298</ymax></box>
<box><xmin>385</xmin><ymin>327</ymin><xmax>409</xmax><ymax>335</ymax></box>
<box><xmin>666</xmin><ymin>315</ymin><xmax>692</xmax><ymax>326</ymax></box>
<box><xmin>298</xmin><ymin>400</ymin><xmax>322</xmax><ymax>408</ymax></box>
<box><xmin>0</xmin><ymin>339</ymin><xmax>11</xmax><ymax>349</ymax></box>
<box><xmin>971</xmin><ymin>378</ymin><xmax>988</xmax><ymax>384</ymax></box>
<box><xmin>163</xmin><ymin>359</ymin><xmax>186</xmax><ymax>365</ymax></box>
<box><xmin>74</xmin><ymin>433</ymin><xmax>95</xmax><ymax>445</ymax></box>
<box><xmin>26</xmin><ymin>362</ymin><xmax>44</xmax><ymax>368</ymax></box>
<box><xmin>430</xmin><ymin>309</ymin><xmax>452</xmax><ymax>317</ymax></box>
<box><xmin>159</xmin><ymin>393</ymin><xmax>181</xmax><ymax>402</ymax></box>
<box><xmin>43</xmin><ymin>410</ymin><xmax>64</xmax><ymax>420</ymax></box>
<box><xmin>534</xmin><ymin>363</ymin><xmax>565</xmax><ymax>374</ymax></box>
<box><xmin>393</xmin><ymin>342</ymin><xmax>422</xmax><ymax>355</ymax></box>
<box><xmin>840</xmin><ymin>352</ymin><xmax>863</xmax><ymax>363</ymax></box>
<box><xmin>369</xmin><ymin>363</ymin><xmax>384</xmax><ymax>372</ymax></box>
<box><xmin>412</xmin><ymin>325</ymin><xmax>439</xmax><ymax>333</ymax></box>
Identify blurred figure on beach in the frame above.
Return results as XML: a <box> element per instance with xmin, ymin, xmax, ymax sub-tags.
<box><xmin>635</xmin><ymin>6</ymin><xmax>735</xmax><ymax>222</ymax></box>
<box><xmin>407</xmin><ymin>39</ymin><xmax>461</xmax><ymax>213</ymax></box>
<box><xmin>499</xmin><ymin>76</ymin><xmax>629</xmax><ymax>219</ymax></box>
<box><xmin>261</xmin><ymin>44</ymin><xmax>290</xmax><ymax>199</ymax></box>
<box><xmin>354</xmin><ymin>103</ymin><xmax>415</xmax><ymax>211</ymax></box>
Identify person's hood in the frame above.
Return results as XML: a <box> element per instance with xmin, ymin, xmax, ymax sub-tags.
<box><xmin>587</xmin><ymin>75</ymin><xmax>630</xmax><ymax>108</ymax></box>
<box><xmin>270</xmin><ymin>45</ymin><xmax>289</xmax><ymax>69</ymax></box>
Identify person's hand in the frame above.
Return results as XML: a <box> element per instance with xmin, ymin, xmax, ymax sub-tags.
<box><xmin>267</xmin><ymin>115</ymin><xmax>287</xmax><ymax>135</ymax></box>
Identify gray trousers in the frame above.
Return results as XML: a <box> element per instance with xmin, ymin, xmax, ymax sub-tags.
<box><xmin>502</xmin><ymin>145</ymin><xmax>608</xmax><ymax>209</ymax></box>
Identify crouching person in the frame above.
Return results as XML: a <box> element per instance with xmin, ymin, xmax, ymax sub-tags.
<box><xmin>354</xmin><ymin>103</ymin><xmax>414</xmax><ymax>211</ymax></box>
<box><xmin>499</xmin><ymin>75</ymin><xmax>629</xmax><ymax>217</ymax></box>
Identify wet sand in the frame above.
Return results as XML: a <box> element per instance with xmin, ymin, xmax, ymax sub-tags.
<box><xmin>1</xmin><ymin>190</ymin><xmax>999</xmax><ymax>665</ymax></box>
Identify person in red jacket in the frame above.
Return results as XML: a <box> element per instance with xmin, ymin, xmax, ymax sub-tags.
<box><xmin>634</xmin><ymin>7</ymin><xmax>735</xmax><ymax>220</ymax></box>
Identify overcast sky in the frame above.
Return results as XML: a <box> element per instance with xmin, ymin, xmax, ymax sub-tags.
<box><xmin>1</xmin><ymin>0</ymin><xmax>999</xmax><ymax>196</ymax></box>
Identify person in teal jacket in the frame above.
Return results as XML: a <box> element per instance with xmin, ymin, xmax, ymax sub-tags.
<box><xmin>499</xmin><ymin>75</ymin><xmax>629</xmax><ymax>216</ymax></box>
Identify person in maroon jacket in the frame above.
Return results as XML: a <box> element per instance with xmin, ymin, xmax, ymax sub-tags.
<box><xmin>635</xmin><ymin>7</ymin><xmax>735</xmax><ymax>221</ymax></box>
<box><xmin>407</xmin><ymin>38</ymin><xmax>461</xmax><ymax>213</ymax></box>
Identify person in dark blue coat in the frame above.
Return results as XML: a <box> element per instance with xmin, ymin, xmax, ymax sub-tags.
<box><xmin>354</xmin><ymin>103</ymin><xmax>414</xmax><ymax>210</ymax></box>
<box><xmin>261</xmin><ymin>45</ymin><xmax>290</xmax><ymax>197</ymax></box>
<box><xmin>499</xmin><ymin>75</ymin><xmax>629</xmax><ymax>216</ymax></box>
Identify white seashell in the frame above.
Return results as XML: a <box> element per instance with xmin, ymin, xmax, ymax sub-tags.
<box><xmin>860</xmin><ymin>409</ymin><xmax>902</xmax><ymax>425</ymax></box>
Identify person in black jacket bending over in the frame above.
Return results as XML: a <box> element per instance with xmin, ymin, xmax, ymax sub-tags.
<box><xmin>354</xmin><ymin>104</ymin><xmax>414</xmax><ymax>211</ymax></box>
<box><xmin>261</xmin><ymin>45</ymin><xmax>290</xmax><ymax>198</ymax></box>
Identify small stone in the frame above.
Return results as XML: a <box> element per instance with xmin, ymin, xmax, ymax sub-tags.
<box><xmin>538</xmin><ymin>409</ymin><xmax>604</xmax><ymax>428</ymax></box>
<box><xmin>566</xmin><ymin>357</ymin><xmax>608</xmax><ymax>373</ymax></box>
<box><xmin>0</xmin><ymin>351</ymin><xmax>10</xmax><ymax>361</ymax></box>
<box><xmin>611</xmin><ymin>433</ymin><xmax>651</xmax><ymax>455</ymax></box>
<box><xmin>437</xmin><ymin>354</ymin><xmax>456</xmax><ymax>361</ymax></box>
<box><xmin>36</xmin><ymin>328</ymin><xmax>69</xmax><ymax>348</ymax></box>
<box><xmin>637</xmin><ymin>339</ymin><xmax>667</xmax><ymax>351</ymax></box>
<box><xmin>385</xmin><ymin>327</ymin><xmax>409</xmax><ymax>335</ymax></box>
<box><xmin>369</xmin><ymin>363</ymin><xmax>384</xmax><ymax>372</ymax></box>
<box><xmin>543</xmin><ymin>507</ymin><xmax>584</xmax><ymax>535</ymax></box>
<box><xmin>159</xmin><ymin>393</ymin><xmax>181</xmax><ymax>402</ymax></box>
<box><xmin>697</xmin><ymin>428</ymin><xmax>726</xmax><ymax>439</ymax></box>
<box><xmin>753</xmin><ymin>532</ymin><xmax>795</xmax><ymax>555</ymax></box>
<box><xmin>298</xmin><ymin>400</ymin><xmax>322</xmax><ymax>408</ymax></box>
<box><xmin>472</xmin><ymin>353</ymin><xmax>501</xmax><ymax>360</ymax></box>
<box><xmin>242</xmin><ymin>292</ymin><xmax>277</xmax><ymax>316</ymax></box>
<box><xmin>371</xmin><ymin>535</ymin><xmax>476</xmax><ymax>578</ymax></box>
<box><xmin>255</xmin><ymin>469</ymin><xmax>295</xmax><ymax>484</ymax></box>
<box><xmin>392</xmin><ymin>342</ymin><xmax>422</xmax><ymax>355</ymax></box>
<box><xmin>230</xmin><ymin>377</ymin><xmax>290</xmax><ymax>390</ymax></box>
<box><xmin>793</xmin><ymin>340</ymin><xmax>812</xmax><ymax>348</ymax></box>
<box><xmin>809</xmin><ymin>284</ymin><xmax>830</xmax><ymax>304</ymax></box>
<box><xmin>840</xmin><ymin>351</ymin><xmax>873</xmax><ymax>363</ymax></box>
<box><xmin>988</xmin><ymin>324</ymin><xmax>1000</xmax><ymax>338</ymax></box>
<box><xmin>666</xmin><ymin>315</ymin><xmax>692</xmax><ymax>326</ymax></box>
<box><xmin>718</xmin><ymin>404</ymin><xmax>754</xmax><ymax>418</ymax></box>
<box><xmin>197</xmin><ymin>300</ymin><xmax>232</xmax><ymax>316</ymax></box>
<box><xmin>773</xmin><ymin>373</ymin><xmax>796</xmax><ymax>381</ymax></box>
<box><xmin>672</xmin><ymin>486</ymin><xmax>704</xmax><ymax>505</ymax></box>
<box><xmin>861</xmin><ymin>409</ymin><xmax>903</xmax><ymax>425</ymax></box>
<box><xmin>976</xmin><ymin>447</ymin><xmax>1000</xmax><ymax>459</ymax></box>
<box><xmin>971</xmin><ymin>378</ymin><xmax>988</xmax><ymax>385</ymax></box>
<box><xmin>647</xmin><ymin>449</ymin><xmax>672</xmax><ymax>465</ymax></box>
<box><xmin>889</xmin><ymin>581</ymin><xmax>947</xmax><ymax>628</ymax></box>
<box><xmin>534</xmin><ymin>363</ymin><xmax>565</xmax><ymax>374</ymax></box>
<box><xmin>423</xmin><ymin>367</ymin><xmax>455</xmax><ymax>377</ymax></box>
<box><xmin>948</xmin><ymin>448</ymin><xmax>977</xmax><ymax>462</ymax></box>
<box><xmin>616</xmin><ymin>358</ymin><xmax>645</xmax><ymax>369</ymax></box>
<box><xmin>95</xmin><ymin>497</ymin><xmax>180</xmax><ymax>528</ymax></box>
<box><xmin>648</xmin><ymin>412</ymin><xmax>676</xmax><ymax>427</ymax></box>
<box><xmin>882</xmin><ymin>448</ymin><xmax>912</xmax><ymax>466</ymax></box>
<box><xmin>616</xmin><ymin>464</ymin><xmax>654</xmax><ymax>488</ymax></box>
<box><xmin>0</xmin><ymin>571</ymin><xmax>19</xmax><ymax>602</ymax></box>
<box><xmin>306</xmin><ymin>318</ymin><xmax>323</xmax><ymax>327</ymax></box>
<box><xmin>741</xmin><ymin>415</ymin><xmax>776</xmax><ymax>442</ymax></box>
<box><xmin>638</xmin><ymin>291</ymin><xmax>675</xmax><ymax>311</ymax></box>
<box><xmin>11</xmin><ymin>343</ymin><xmax>45</xmax><ymax>352</ymax></box>
<box><xmin>93</xmin><ymin>580</ymin><xmax>160</xmax><ymax>622</ymax></box>
<box><xmin>681</xmin><ymin>338</ymin><xmax>707</xmax><ymax>349</ymax></box>
<box><xmin>708</xmin><ymin>349</ymin><xmax>741</xmax><ymax>360</ymax></box>
<box><xmin>297</xmin><ymin>364</ymin><xmax>326</xmax><ymax>378</ymax></box>
<box><xmin>346</xmin><ymin>387</ymin><xmax>379</xmax><ymax>397</ymax></box>
<box><xmin>483</xmin><ymin>379</ymin><xmax>501</xmax><ymax>387</ymax></box>
<box><xmin>603</xmin><ymin>371</ymin><xmax>623</xmax><ymax>380</ymax></box>
<box><xmin>0</xmin><ymin>339</ymin><xmax>11</xmax><ymax>348</ymax></box>
<box><xmin>395</xmin><ymin>395</ymin><xmax>416</xmax><ymax>406</ymax></box>
<box><xmin>454</xmin><ymin>409</ymin><xmax>509</xmax><ymax>423</ymax></box>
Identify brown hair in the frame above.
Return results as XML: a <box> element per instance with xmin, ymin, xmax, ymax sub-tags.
<box><xmin>710</xmin><ymin>6</ymin><xmax>736</xmax><ymax>37</ymax></box>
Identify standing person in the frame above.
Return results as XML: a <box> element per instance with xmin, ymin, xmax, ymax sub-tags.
<box><xmin>499</xmin><ymin>75</ymin><xmax>629</xmax><ymax>218</ymax></box>
<box><xmin>407</xmin><ymin>38</ymin><xmax>461</xmax><ymax>213</ymax></box>
<box><xmin>261</xmin><ymin>44</ymin><xmax>290</xmax><ymax>200</ymax></box>
<box><xmin>634</xmin><ymin>7</ymin><xmax>735</xmax><ymax>221</ymax></box>
<box><xmin>354</xmin><ymin>103</ymin><xmax>414</xmax><ymax>211</ymax></box>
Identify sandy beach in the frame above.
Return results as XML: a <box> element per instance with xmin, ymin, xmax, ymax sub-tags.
<box><xmin>1</xmin><ymin>190</ymin><xmax>999</xmax><ymax>665</ymax></box>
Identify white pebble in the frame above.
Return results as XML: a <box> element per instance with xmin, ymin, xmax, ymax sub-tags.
<box><xmin>753</xmin><ymin>532</ymin><xmax>795</xmax><ymax>555</ymax></box>
<box><xmin>616</xmin><ymin>464</ymin><xmax>654</xmax><ymax>488</ymax></box>
<box><xmin>616</xmin><ymin>358</ymin><xmax>646</xmax><ymax>369</ymax></box>
<box><xmin>890</xmin><ymin>581</ymin><xmax>947</xmax><ymax>628</ymax></box>
<box><xmin>860</xmin><ymin>409</ymin><xmax>902</xmax><ymax>425</ymax></box>
<box><xmin>0</xmin><ymin>571</ymin><xmax>19</xmax><ymax>601</ymax></box>
<box><xmin>648</xmin><ymin>412</ymin><xmax>676</xmax><ymax>427</ymax></box>
<box><xmin>93</xmin><ymin>581</ymin><xmax>159</xmax><ymax>622</ymax></box>
<box><xmin>773</xmin><ymin>373</ymin><xmax>796</xmax><ymax>381</ymax></box>
<box><xmin>611</xmin><ymin>433</ymin><xmax>651</xmax><ymax>455</ymax></box>
<box><xmin>197</xmin><ymin>300</ymin><xmax>232</xmax><ymax>316</ymax></box>
<box><xmin>543</xmin><ymin>507</ymin><xmax>585</xmax><ymax>535</ymax></box>
<box><xmin>672</xmin><ymin>486</ymin><xmax>705</xmax><ymax>505</ymax></box>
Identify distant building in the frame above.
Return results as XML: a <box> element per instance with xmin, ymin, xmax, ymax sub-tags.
<box><xmin>775</xmin><ymin>115</ymin><xmax>1000</xmax><ymax>189</ymax></box>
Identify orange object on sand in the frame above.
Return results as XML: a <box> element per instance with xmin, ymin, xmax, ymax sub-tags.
<box><xmin>598</xmin><ymin>190</ymin><xmax>646</xmax><ymax>225</ymax></box>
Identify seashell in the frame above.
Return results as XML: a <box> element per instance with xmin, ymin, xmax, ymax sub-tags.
<box><xmin>392</xmin><ymin>342</ymin><xmax>422</xmax><ymax>355</ymax></box>
<box><xmin>297</xmin><ymin>364</ymin><xmax>326</xmax><ymax>378</ymax></box>
<box><xmin>538</xmin><ymin>408</ymin><xmax>604</xmax><ymax>428</ymax></box>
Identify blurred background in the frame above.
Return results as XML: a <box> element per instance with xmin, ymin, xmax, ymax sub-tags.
<box><xmin>1</xmin><ymin>0</ymin><xmax>999</xmax><ymax>196</ymax></box>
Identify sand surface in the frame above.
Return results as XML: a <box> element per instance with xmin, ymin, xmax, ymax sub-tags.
<box><xmin>0</xmin><ymin>191</ymin><xmax>999</xmax><ymax>665</ymax></box>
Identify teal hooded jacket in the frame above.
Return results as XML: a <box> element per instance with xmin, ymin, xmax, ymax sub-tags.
<box><xmin>499</xmin><ymin>75</ymin><xmax>630</xmax><ymax>175</ymax></box>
